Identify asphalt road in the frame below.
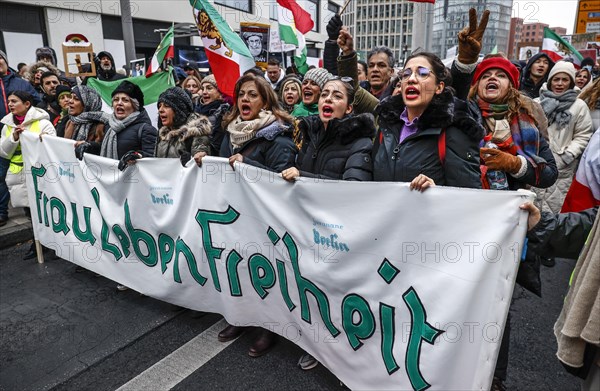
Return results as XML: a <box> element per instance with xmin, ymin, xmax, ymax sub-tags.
<box><xmin>0</xmin><ymin>242</ymin><xmax>580</xmax><ymax>390</ymax></box>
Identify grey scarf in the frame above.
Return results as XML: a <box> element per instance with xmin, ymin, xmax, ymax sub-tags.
<box><xmin>100</xmin><ymin>112</ymin><xmax>141</xmax><ymax>159</ymax></box>
<box><xmin>70</xmin><ymin>111</ymin><xmax>107</xmax><ymax>141</ymax></box>
<box><xmin>539</xmin><ymin>89</ymin><xmax>578</xmax><ymax>129</ymax></box>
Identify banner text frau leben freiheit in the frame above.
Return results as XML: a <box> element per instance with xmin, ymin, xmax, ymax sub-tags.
<box><xmin>21</xmin><ymin>133</ymin><xmax>532</xmax><ymax>390</ymax></box>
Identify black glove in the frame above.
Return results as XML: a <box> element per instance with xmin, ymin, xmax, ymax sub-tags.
<box><xmin>118</xmin><ymin>150</ymin><xmax>142</xmax><ymax>171</ymax></box>
<box><xmin>326</xmin><ymin>14</ymin><xmax>343</xmax><ymax>41</ymax></box>
<box><xmin>75</xmin><ymin>142</ymin><xmax>91</xmax><ymax>160</ymax></box>
<box><xmin>180</xmin><ymin>152</ymin><xmax>192</xmax><ymax>167</ymax></box>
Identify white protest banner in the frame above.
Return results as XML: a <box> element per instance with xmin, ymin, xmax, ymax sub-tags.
<box><xmin>21</xmin><ymin>133</ymin><xmax>532</xmax><ymax>391</ymax></box>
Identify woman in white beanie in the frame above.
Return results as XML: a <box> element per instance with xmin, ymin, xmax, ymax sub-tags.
<box><xmin>534</xmin><ymin>61</ymin><xmax>594</xmax><ymax>215</ymax></box>
<box><xmin>196</xmin><ymin>74</ymin><xmax>231</xmax><ymax>154</ymax></box>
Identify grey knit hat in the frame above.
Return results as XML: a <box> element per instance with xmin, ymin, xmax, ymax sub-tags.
<box><xmin>200</xmin><ymin>74</ymin><xmax>219</xmax><ymax>91</ymax></box>
<box><xmin>0</xmin><ymin>50</ymin><xmax>8</xmax><ymax>67</ymax></box>
<box><xmin>303</xmin><ymin>68</ymin><xmax>333</xmax><ymax>90</ymax></box>
<box><xmin>158</xmin><ymin>87</ymin><xmax>194</xmax><ymax>127</ymax></box>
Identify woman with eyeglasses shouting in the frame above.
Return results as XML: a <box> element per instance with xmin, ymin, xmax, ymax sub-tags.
<box><xmin>281</xmin><ymin>77</ymin><xmax>374</xmax><ymax>183</ymax></box>
<box><xmin>373</xmin><ymin>52</ymin><xmax>484</xmax><ymax>190</ymax></box>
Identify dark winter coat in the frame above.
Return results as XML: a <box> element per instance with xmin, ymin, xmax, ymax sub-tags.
<box><xmin>467</xmin><ymin>100</ymin><xmax>558</xmax><ymax>190</ymax></box>
<box><xmin>220</xmin><ymin>121</ymin><xmax>297</xmax><ymax>172</ymax></box>
<box><xmin>94</xmin><ymin>52</ymin><xmax>126</xmax><ymax>82</ymax></box>
<box><xmin>88</xmin><ymin>109</ymin><xmax>157</xmax><ymax>159</ymax></box>
<box><xmin>196</xmin><ymin>100</ymin><xmax>230</xmax><ymax>155</ymax></box>
<box><xmin>0</xmin><ymin>69</ymin><xmax>41</xmax><ymax>119</ymax></box>
<box><xmin>373</xmin><ymin>91</ymin><xmax>484</xmax><ymax>188</ymax></box>
<box><xmin>520</xmin><ymin>53</ymin><xmax>555</xmax><ymax>99</ymax></box>
<box><xmin>527</xmin><ymin>207</ymin><xmax>597</xmax><ymax>260</ymax></box>
<box><xmin>297</xmin><ymin>113</ymin><xmax>375</xmax><ymax>181</ymax></box>
<box><xmin>36</xmin><ymin>94</ymin><xmax>61</xmax><ymax>123</ymax></box>
<box><xmin>155</xmin><ymin>113</ymin><xmax>211</xmax><ymax>158</ymax></box>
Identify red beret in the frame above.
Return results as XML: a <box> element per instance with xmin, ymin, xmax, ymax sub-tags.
<box><xmin>472</xmin><ymin>57</ymin><xmax>520</xmax><ymax>90</ymax></box>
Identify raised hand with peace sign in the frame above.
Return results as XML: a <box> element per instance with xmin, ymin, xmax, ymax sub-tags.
<box><xmin>457</xmin><ymin>8</ymin><xmax>490</xmax><ymax>65</ymax></box>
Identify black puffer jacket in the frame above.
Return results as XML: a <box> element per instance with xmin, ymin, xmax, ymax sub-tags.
<box><xmin>467</xmin><ymin>100</ymin><xmax>558</xmax><ymax>190</ymax></box>
<box><xmin>373</xmin><ymin>91</ymin><xmax>484</xmax><ymax>188</ymax></box>
<box><xmin>220</xmin><ymin>121</ymin><xmax>297</xmax><ymax>172</ymax></box>
<box><xmin>88</xmin><ymin>109</ymin><xmax>157</xmax><ymax>159</ymax></box>
<box><xmin>298</xmin><ymin>113</ymin><xmax>375</xmax><ymax>181</ymax></box>
<box><xmin>196</xmin><ymin>100</ymin><xmax>230</xmax><ymax>155</ymax></box>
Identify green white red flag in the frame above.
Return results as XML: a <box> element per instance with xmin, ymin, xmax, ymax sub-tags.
<box><xmin>189</xmin><ymin>0</ymin><xmax>255</xmax><ymax>97</ymax></box>
<box><xmin>276</xmin><ymin>0</ymin><xmax>314</xmax><ymax>74</ymax></box>
<box><xmin>146</xmin><ymin>24</ymin><xmax>175</xmax><ymax>77</ymax></box>
<box><xmin>542</xmin><ymin>27</ymin><xmax>583</xmax><ymax>66</ymax></box>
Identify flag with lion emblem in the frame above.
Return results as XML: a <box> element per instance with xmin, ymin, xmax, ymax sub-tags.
<box><xmin>189</xmin><ymin>0</ymin><xmax>255</xmax><ymax>96</ymax></box>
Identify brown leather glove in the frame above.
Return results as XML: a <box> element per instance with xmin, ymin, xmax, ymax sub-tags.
<box><xmin>480</xmin><ymin>148</ymin><xmax>522</xmax><ymax>174</ymax></box>
<box><xmin>457</xmin><ymin>8</ymin><xmax>490</xmax><ymax>64</ymax></box>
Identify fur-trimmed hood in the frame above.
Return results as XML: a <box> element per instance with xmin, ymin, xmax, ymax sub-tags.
<box><xmin>158</xmin><ymin>113</ymin><xmax>212</xmax><ymax>142</ymax></box>
<box><xmin>375</xmin><ymin>90</ymin><xmax>485</xmax><ymax>142</ymax></box>
<box><xmin>300</xmin><ymin>113</ymin><xmax>376</xmax><ymax>145</ymax></box>
<box><xmin>25</xmin><ymin>61</ymin><xmax>61</xmax><ymax>84</ymax></box>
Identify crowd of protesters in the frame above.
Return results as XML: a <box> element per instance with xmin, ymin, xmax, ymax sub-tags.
<box><xmin>1</xmin><ymin>7</ymin><xmax>599</xmax><ymax>390</ymax></box>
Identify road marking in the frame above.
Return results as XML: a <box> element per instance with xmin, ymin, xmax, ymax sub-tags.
<box><xmin>116</xmin><ymin>319</ymin><xmax>236</xmax><ymax>391</ymax></box>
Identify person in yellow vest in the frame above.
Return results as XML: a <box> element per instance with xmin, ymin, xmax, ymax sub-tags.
<box><xmin>0</xmin><ymin>90</ymin><xmax>56</xmax><ymax>259</ymax></box>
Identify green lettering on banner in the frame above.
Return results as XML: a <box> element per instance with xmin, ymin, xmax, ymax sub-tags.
<box><xmin>31</xmin><ymin>165</ymin><xmax>46</xmax><ymax>224</ymax></box>
<box><xmin>282</xmin><ymin>232</ymin><xmax>340</xmax><ymax>337</ymax></box>
<box><xmin>159</xmin><ymin>233</ymin><xmax>175</xmax><ymax>274</ymax></box>
<box><xmin>112</xmin><ymin>224</ymin><xmax>131</xmax><ymax>258</ymax></box>
<box><xmin>173</xmin><ymin>237</ymin><xmax>207</xmax><ymax>285</ymax></box>
<box><xmin>403</xmin><ymin>287</ymin><xmax>444</xmax><ymax>391</ymax></box>
<box><xmin>342</xmin><ymin>294</ymin><xmax>375</xmax><ymax>350</ymax></box>
<box><xmin>195</xmin><ymin>206</ymin><xmax>240</xmax><ymax>292</ymax></box>
<box><xmin>124</xmin><ymin>199</ymin><xmax>158</xmax><ymax>267</ymax></box>
<box><xmin>276</xmin><ymin>260</ymin><xmax>296</xmax><ymax>311</ymax></box>
<box><xmin>43</xmin><ymin>194</ymin><xmax>49</xmax><ymax>227</ymax></box>
<box><xmin>91</xmin><ymin>188</ymin><xmax>122</xmax><ymax>261</ymax></box>
<box><xmin>70</xmin><ymin>203</ymin><xmax>96</xmax><ymax>245</ymax></box>
<box><xmin>226</xmin><ymin>250</ymin><xmax>244</xmax><ymax>296</ymax></box>
<box><xmin>49</xmin><ymin>197</ymin><xmax>70</xmax><ymax>235</ymax></box>
<box><xmin>248</xmin><ymin>253</ymin><xmax>276</xmax><ymax>299</ymax></box>
<box><xmin>379</xmin><ymin>303</ymin><xmax>400</xmax><ymax>375</ymax></box>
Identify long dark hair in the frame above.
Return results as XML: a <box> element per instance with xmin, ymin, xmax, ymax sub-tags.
<box><xmin>222</xmin><ymin>73</ymin><xmax>292</xmax><ymax>129</ymax></box>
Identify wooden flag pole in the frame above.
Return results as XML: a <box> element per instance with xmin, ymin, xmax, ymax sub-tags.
<box><xmin>339</xmin><ymin>0</ymin><xmax>352</xmax><ymax>15</ymax></box>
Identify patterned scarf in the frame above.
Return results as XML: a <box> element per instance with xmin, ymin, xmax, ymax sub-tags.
<box><xmin>477</xmin><ymin>97</ymin><xmax>545</xmax><ymax>172</ymax></box>
<box><xmin>100</xmin><ymin>111</ymin><xmax>141</xmax><ymax>159</ymax></box>
<box><xmin>227</xmin><ymin>110</ymin><xmax>276</xmax><ymax>150</ymax></box>
<box><xmin>539</xmin><ymin>88</ymin><xmax>578</xmax><ymax>128</ymax></box>
<box><xmin>69</xmin><ymin>85</ymin><xmax>106</xmax><ymax>141</ymax></box>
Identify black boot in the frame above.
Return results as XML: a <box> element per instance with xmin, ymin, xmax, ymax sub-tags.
<box><xmin>23</xmin><ymin>242</ymin><xmax>37</xmax><ymax>260</ymax></box>
<box><xmin>541</xmin><ymin>256</ymin><xmax>555</xmax><ymax>267</ymax></box>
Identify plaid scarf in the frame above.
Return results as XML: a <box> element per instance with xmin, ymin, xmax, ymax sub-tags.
<box><xmin>477</xmin><ymin>97</ymin><xmax>546</xmax><ymax>178</ymax></box>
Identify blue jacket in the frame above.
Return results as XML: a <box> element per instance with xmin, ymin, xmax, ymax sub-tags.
<box><xmin>1</xmin><ymin>69</ymin><xmax>41</xmax><ymax>119</ymax></box>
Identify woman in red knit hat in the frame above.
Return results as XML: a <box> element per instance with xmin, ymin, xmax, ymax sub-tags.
<box><xmin>469</xmin><ymin>55</ymin><xmax>558</xmax><ymax>191</ymax></box>
<box><xmin>468</xmin><ymin>55</ymin><xmax>558</xmax><ymax>391</ymax></box>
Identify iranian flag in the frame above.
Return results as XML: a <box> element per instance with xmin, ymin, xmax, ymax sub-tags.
<box><xmin>146</xmin><ymin>24</ymin><xmax>175</xmax><ymax>77</ymax></box>
<box><xmin>542</xmin><ymin>27</ymin><xmax>583</xmax><ymax>66</ymax></box>
<box><xmin>277</xmin><ymin>0</ymin><xmax>314</xmax><ymax>75</ymax></box>
<box><xmin>189</xmin><ymin>0</ymin><xmax>255</xmax><ymax>97</ymax></box>
<box><xmin>86</xmin><ymin>72</ymin><xmax>175</xmax><ymax>128</ymax></box>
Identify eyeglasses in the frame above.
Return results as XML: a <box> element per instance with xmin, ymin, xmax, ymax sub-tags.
<box><xmin>330</xmin><ymin>76</ymin><xmax>354</xmax><ymax>83</ymax></box>
<box><xmin>400</xmin><ymin>66</ymin><xmax>433</xmax><ymax>81</ymax></box>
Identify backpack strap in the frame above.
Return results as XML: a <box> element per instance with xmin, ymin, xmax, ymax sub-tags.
<box><xmin>438</xmin><ymin>128</ymin><xmax>446</xmax><ymax>166</ymax></box>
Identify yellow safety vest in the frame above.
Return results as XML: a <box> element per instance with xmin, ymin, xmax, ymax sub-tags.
<box><xmin>5</xmin><ymin>120</ymin><xmax>41</xmax><ymax>174</ymax></box>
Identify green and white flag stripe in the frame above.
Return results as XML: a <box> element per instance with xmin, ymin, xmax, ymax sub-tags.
<box><xmin>87</xmin><ymin>72</ymin><xmax>175</xmax><ymax>128</ymax></box>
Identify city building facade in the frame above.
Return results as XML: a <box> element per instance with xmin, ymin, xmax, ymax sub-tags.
<box><xmin>431</xmin><ymin>0</ymin><xmax>513</xmax><ymax>59</ymax></box>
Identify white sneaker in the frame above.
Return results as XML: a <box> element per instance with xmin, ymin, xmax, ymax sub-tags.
<box><xmin>298</xmin><ymin>353</ymin><xmax>319</xmax><ymax>370</ymax></box>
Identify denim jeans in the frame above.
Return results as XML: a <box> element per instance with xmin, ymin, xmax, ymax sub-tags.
<box><xmin>0</xmin><ymin>157</ymin><xmax>10</xmax><ymax>219</ymax></box>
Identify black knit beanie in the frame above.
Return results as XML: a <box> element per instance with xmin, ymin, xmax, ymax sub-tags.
<box><xmin>112</xmin><ymin>80</ymin><xmax>144</xmax><ymax>107</ymax></box>
<box><xmin>158</xmin><ymin>87</ymin><xmax>193</xmax><ymax>127</ymax></box>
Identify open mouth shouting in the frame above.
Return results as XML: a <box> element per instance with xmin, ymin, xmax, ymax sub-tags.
<box><xmin>321</xmin><ymin>104</ymin><xmax>334</xmax><ymax>118</ymax></box>
<box><xmin>485</xmin><ymin>81</ymin><xmax>500</xmax><ymax>92</ymax></box>
<box><xmin>404</xmin><ymin>86</ymin><xmax>420</xmax><ymax>100</ymax></box>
